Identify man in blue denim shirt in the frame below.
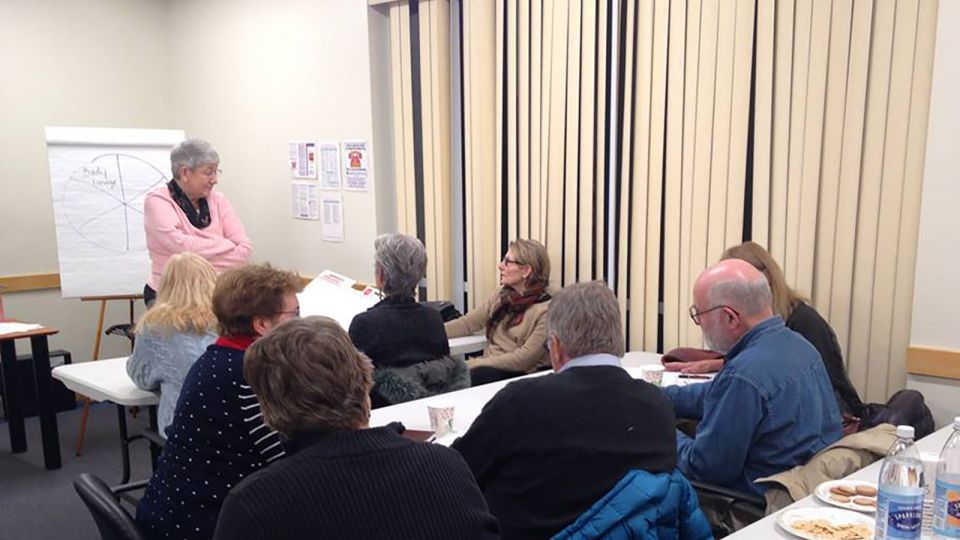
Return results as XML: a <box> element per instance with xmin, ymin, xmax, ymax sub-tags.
<box><xmin>663</xmin><ymin>259</ymin><xmax>842</xmax><ymax>496</ymax></box>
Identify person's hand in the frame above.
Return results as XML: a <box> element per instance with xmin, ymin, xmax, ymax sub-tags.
<box><xmin>677</xmin><ymin>359</ymin><xmax>723</xmax><ymax>374</ymax></box>
<box><xmin>662</xmin><ymin>361</ymin><xmax>686</xmax><ymax>372</ymax></box>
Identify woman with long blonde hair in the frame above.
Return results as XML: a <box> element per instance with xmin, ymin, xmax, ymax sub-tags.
<box><xmin>127</xmin><ymin>252</ymin><xmax>218</xmax><ymax>437</ymax></box>
<box><xmin>666</xmin><ymin>242</ymin><xmax>864</xmax><ymax>418</ymax></box>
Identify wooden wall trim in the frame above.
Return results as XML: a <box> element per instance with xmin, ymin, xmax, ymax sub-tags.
<box><xmin>907</xmin><ymin>345</ymin><xmax>960</xmax><ymax>380</ymax></box>
<box><xmin>0</xmin><ymin>273</ymin><xmax>61</xmax><ymax>293</ymax></box>
<box><xmin>1</xmin><ymin>273</ymin><xmax>317</xmax><ymax>294</ymax></box>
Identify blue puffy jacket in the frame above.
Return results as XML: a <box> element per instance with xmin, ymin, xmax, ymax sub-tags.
<box><xmin>552</xmin><ymin>470</ymin><xmax>713</xmax><ymax>540</ymax></box>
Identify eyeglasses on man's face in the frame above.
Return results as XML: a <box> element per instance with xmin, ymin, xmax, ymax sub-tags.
<box><xmin>688</xmin><ymin>304</ymin><xmax>738</xmax><ymax>325</ymax></box>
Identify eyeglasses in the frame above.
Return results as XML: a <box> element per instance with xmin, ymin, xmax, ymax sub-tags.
<box><xmin>501</xmin><ymin>257</ymin><xmax>525</xmax><ymax>266</ymax></box>
<box><xmin>195</xmin><ymin>167</ymin><xmax>222</xmax><ymax>178</ymax></box>
<box><xmin>688</xmin><ymin>304</ymin><xmax>738</xmax><ymax>325</ymax></box>
<box><xmin>277</xmin><ymin>307</ymin><xmax>300</xmax><ymax>317</ymax></box>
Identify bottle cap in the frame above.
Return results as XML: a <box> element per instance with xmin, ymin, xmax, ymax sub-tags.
<box><xmin>896</xmin><ymin>425</ymin><xmax>915</xmax><ymax>440</ymax></box>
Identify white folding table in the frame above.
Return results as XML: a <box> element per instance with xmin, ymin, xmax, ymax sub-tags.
<box><xmin>725</xmin><ymin>422</ymin><xmax>953</xmax><ymax>539</ymax></box>
<box><xmin>53</xmin><ymin>357</ymin><xmax>160</xmax><ymax>488</ymax></box>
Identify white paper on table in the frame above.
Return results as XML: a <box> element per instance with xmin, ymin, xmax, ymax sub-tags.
<box><xmin>321</xmin><ymin>193</ymin><xmax>344</xmax><ymax>242</ymax></box>
<box><xmin>319</xmin><ymin>141</ymin><xmax>341</xmax><ymax>189</ymax></box>
<box><xmin>291</xmin><ymin>182</ymin><xmax>319</xmax><ymax>220</ymax></box>
<box><xmin>298</xmin><ymin>270</ymin><xmax>380</xmax><ymax>330</ymax></box>
<box><xmin>0</xmin><ymin>323</ymin><xmax>43</xmax><ymax>335</ymax></box>
<box><xmin>341</xmin><ymin>140</ymin><xmax>369</xmax><ymax>191</ymax></box>
<box><xmin>288</xmin><ymin>140</ymin><xmax>317</xmax><ymax>179</ymax></box>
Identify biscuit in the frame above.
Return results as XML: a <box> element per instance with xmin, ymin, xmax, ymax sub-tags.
<box><xmin>853</xmin><ymin>497</ymin><xmax>876</xmax><ymax>507</ymax></box>
<box><xmin>855</xmin><ymin>485</ymin><xmax>877</xmax><ymax>497</ymax></box>
<box><xmin>830</xmin><ymin>494</ymin><xmax>852</xmax><ymax>503</ymax></box>
<box><xmin>830</xmin><ymin>485</ymin><xmax>857</xmax><ymax>497</ymax></box>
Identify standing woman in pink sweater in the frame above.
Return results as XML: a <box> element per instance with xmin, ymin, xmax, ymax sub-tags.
<box><xmin>143</xmin><ymin>139</ymin><xmax>252</xmax><ymax>305</ymax></box>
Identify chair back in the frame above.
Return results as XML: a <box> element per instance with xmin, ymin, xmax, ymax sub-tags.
<box><xmin>74</xmin><ymin>473</ymin><xmax>146</xmax><ymax>540</ymax></box>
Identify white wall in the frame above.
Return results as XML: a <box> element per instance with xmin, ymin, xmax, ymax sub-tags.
<box><xmin>166</xmin><ymin>0</ymin><xmax>382</xmax><ymax>282</ymax></box>
<box><xmin>1</xmin><ymin>0</ymin><xmax>387</xmax><ymax>362</ymax></box>
<box><xmin>0</xmin><ymin>0</ymin><xmax>171</xmax><ymax>360</ymax></box>
<box><xmin>908</xmin><ymin>1</ymin><xmax>960</xmax><ymax>428</ymax></box>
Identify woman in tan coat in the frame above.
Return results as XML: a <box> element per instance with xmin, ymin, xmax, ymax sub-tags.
<box><xmin>445</xmin><ymin>239</ymin><xmax>552</xmax><ymax>385</ymax></box>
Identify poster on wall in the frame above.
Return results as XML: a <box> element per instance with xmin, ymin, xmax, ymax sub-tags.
<box><xmin>341</xmin><ymin>140</ymin><xmax>369</xmax><ymax>191</ymax></box>
<box><xmin>288</xmin><ymin>140</ymin><xmax>317</xmax><ymax>179</ymax></box>
<box><xmin>321</xmin><ymin>193</ymin><xmax>344</xmax><ymax>242</ymax></box>
<box><xmin>45</xmin><ymin>126</ymin><xmax>185</xmax><ymax>298</ymax></box>
<box><xmin>320</xmin><ymin>141</ymin><xmax>341</xmax><ymax>189</ymax></box>
<box><xmin>291</xmin><ymin>181</ymin><xmax>319</xmax><ymax>220</ymax></box>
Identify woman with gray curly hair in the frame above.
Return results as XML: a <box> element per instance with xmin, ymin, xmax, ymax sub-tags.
<box><xmin>143</xmin><ymin>138</ymin><xmax>252</xmax><ymax>305</ymax></box>
<box><xmin>348</xmin><ymin>234</ymin><xmax>468</xmax><ymax>407</ymax></box>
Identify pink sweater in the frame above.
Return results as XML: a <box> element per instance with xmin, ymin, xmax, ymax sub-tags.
<box><xmin>143</xmin><ymin>185</ymin><xmax>253</xmax><ymax>289</ymax></box>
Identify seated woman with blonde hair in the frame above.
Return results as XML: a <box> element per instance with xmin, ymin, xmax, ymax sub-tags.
<box><xmin>127</xmin><ymin>252</ymin><xmax>217</xmax><ymax>437</ymax></box>
<box><xmin>445</xmin><ymin>238</ymin><xmax>552</xmax><ymax>386</ymax></box>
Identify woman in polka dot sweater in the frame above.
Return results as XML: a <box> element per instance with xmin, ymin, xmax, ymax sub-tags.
<box><xmin>136</xmin><ymin>264</ymin><xmax>302</xmax><ymax>540</ymax></box>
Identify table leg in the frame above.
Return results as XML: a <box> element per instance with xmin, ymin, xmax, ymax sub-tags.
<box><xmin>0</xmin><ymin>340</ymin><xmax>26</xmax><ymax>453</ymax></box>
<box><xmin>148</xmin><ymin>405</ymin><xmax>160</xmax><ymax>468</ymax></box>
<box><xmin>116</xmin><ymin>404</ymin><xmax>132</xmax><ymax>484</ymax></box>
<box><xmin>29</xmin><ymin>336</ymin><xmax>61</xmax><ymax>469</ymax></box>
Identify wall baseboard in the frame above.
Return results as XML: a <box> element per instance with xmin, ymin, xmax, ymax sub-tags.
<box><xmin>907</xmin><ymin>345</ymin><xmax>960</xmax><ymax>380</ymax></box>
<box><xmin>0</xmin><ymin>273</ymin><xmax>61</xmax><ymax>293</ymax></box>
<box><xmin>2</xmin><ymin>273</ymin><xmax>317</xmax><ymax>294</ymax></box>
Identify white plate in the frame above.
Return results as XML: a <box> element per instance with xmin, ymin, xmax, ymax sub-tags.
<box><xmin>814</xmin><ymin>480</ymin><xmax>878</xmax><ymax>514</ymax></box>
<box><xmin>777</xmin><ymin>507</ymin><xmax>874</xmax><ymax>540</ymax></box>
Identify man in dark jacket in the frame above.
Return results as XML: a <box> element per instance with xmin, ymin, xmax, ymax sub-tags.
<box><xmin>452</xmin><ymin>281</ymin><xmax>700</xmax><ymax>540</ymax></box>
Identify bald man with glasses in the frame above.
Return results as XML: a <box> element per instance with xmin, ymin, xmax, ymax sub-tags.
<box><xmin>663</xmin><ymin>259</ymin><xmax>842</xmax><ymax>497</ymax></box>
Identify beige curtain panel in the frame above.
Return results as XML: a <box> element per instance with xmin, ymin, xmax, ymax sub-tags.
<box><xmin>387</xmin><ymin>0</ymin><xmax>454</xmax><ymax>301</ymax></box>
<box><xmin>385</xmin><ymin>0</ymin><xmax>938</xmax><ymax>402</ymax></box>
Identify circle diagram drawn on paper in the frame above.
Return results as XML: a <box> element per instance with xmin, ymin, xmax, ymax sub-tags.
<box><xmin>62</xmin><ymin>153</ymin><xmax>168</xmax><ymax>253</ymax></box>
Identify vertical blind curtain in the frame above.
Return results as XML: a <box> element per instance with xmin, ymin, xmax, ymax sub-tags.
<box><xmin>387</xmin><ymin>0</ymin><xmax>454</xmax><ymax>301</ymax></box>
<box><xmin>750</xmin><ymin>0</ymin><xmax>937</xmax><ymax>402</ymax></box>
<box><xmin>387</xmin><ymin>0</ymin><xmax>938</xmax><ymax>401</ymax></box>
<box><xmin>458</xmin><ymin>0</ymin><xmax>611</xmax><ymax>310</ymax></box>
<box><xmin>613</xmin><ymin>0</ymin><xmax>936</xmax><ymax>400</ymax></box>
<box><xmin>618</xmin><ymin>0</ymin><xmax>755</xmax><ymax>352</ymax></box>
<box><xmin>461</xmin><ymin>0</ymin><xmax>500</xmax><ymax>309</ymax></box>
<box><xmin>487</xmin><ymin>0</ymin><xmax>610</xmax><ymax>299</ymax></box>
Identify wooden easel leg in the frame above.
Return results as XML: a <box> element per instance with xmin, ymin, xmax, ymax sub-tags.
<box><xmin>75</xmin><ymin>300</ymin><xmax>106</xmax><ymax>457</ymax></box>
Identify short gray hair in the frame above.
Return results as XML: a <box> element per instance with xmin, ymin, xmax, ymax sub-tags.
<box><xmin>171</xmin><ymin>138</ymin><xmax>219</xmax><ymax>179</ymax></box>
<box><xmin>375</xmin><ymin>233</ymin><xmax>427</xmax><ymax>297</ymax></box>
<box><xmin>546</xmin><ymin>281</ymin><xmax>624</xmax><ymax>358</ymax></box>
<box><xmin>707</xmin><ymin>274</ymin><xmax>772</xmax><ymax>318</ymax></box>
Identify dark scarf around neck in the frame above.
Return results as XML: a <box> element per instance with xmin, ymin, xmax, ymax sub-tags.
<box><xmin>168</xmin><ymin>180</ymin><xmax>211</xmax><ymax>229</ymax></box>
<box><xmin>486</xmin><ymin>286</ymin><xmax>550</xmax><ymax>338</ymax></box>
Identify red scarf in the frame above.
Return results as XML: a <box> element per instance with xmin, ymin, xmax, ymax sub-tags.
<box><xmin>486</xmin><ymin>286</ymin><xmax>551</xmax><ymax>338</ymax></box>
<box><xmin>215</xmin><ymin>334</ymin><xmax>257</xmax><ymax>351</ymax></box>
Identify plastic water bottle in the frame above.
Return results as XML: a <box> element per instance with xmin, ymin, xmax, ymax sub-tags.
<box><xmin>933</xmin><ymin>416</ymin><xmax>960</xmax><ymax>539</ymax></box>
<box><xmin>876</xmin><ymin>425</ymin><xmax>925</xmax><ymax>540</ymax></box>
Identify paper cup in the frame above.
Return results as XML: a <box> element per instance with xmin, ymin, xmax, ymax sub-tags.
<box><xmin>640</xmin><ymin>365</ymin><xmax>665</xmax><ymax>386</ymax></box>
<box><xmin>428</xmin><ymin>403</ymin><xmax>455</xmax><ymax>437</ymax></box>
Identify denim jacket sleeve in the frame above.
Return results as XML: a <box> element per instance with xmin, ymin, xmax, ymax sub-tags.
<box><xmin>127</xmin><ymin>330</ymin><xmax>168</xmax><ymax>391</ymax></box>
<box><xmin>674</xmin><ymin>373</ymin><xmax>765</xmax><ymax>487</ymax></box>
<box><xmin>662</xmin><ymin>380</ymin><xmax>711</xmax><ymax>420</ymax></box>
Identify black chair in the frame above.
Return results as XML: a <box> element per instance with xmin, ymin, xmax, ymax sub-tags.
<box><xmin>689</xmin><ymin>480</ymin><xmax>766</xmax><ymax>538</ymax></box>
<box><xmin>74</xmin><ymin>473</ymin><xmax>146</xmax><ymax>540</ymax></box>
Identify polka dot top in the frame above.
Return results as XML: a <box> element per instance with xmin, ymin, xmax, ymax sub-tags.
<box><xmin>136</xmin><ymin>337</ymin><xmax>284</xmax><ymax>540</ymax></box>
